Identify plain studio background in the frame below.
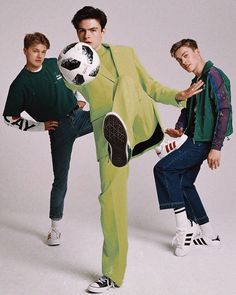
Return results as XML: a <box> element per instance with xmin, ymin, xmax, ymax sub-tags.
<box><xmin>0</xmin><ymin>1</ymin><xmax>235</xmax><ymax>294</ymax></box>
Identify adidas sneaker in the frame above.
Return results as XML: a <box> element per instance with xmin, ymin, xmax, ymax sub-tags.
<box><xmin>155</xmin><ymin>134</ymin><xmax>188</xmax><ymax>159</ymax></box>
<box><xmin>172</xmin><ymin>221</ymin><xmax>198</xmax><ymax>257</ymax></box>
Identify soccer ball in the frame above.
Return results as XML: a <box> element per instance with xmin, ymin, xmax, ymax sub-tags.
<box><xmin>57</xmin><ymin>42</ymin><xmax>100</xmax><ymax>86</ymax></box>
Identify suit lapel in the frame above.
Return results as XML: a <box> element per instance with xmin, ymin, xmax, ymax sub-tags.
<box><xmin>99</xmin><ymin>44</ymin><xmax>119</xmax><ymax>82</ymax></box>
<box><xmin>109</xmin><ymin>46</ymin><xmax>120</xmax><ymax>77</ymax></box>
<box><xmin>99</xmin><ymin>62</ymin><xmax>116</xmax><ymax>82</ymax></box>
<box><xmin>109</xmin><ymin>46</ymin><xmax>128</xmax><ymax>77</ymax></box>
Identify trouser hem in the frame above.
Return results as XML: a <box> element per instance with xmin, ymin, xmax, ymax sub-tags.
<box><xmin>160</xmin><ymin>202</ymin><xmax>185</xmax><ymax>210</ymax></box>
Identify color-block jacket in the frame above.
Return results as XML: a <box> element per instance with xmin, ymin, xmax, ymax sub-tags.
<box><xmin>175</xmin><ymin>61</ymin><xmax>233</xmax><ymax>150</ymax></box>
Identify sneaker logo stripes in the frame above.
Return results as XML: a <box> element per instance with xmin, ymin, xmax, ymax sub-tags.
<box><xmin>194</xmin><ymin>238</ymin><xmax>208</xmax><ymax>245</ymax></box>
<box><xmin>165</xmin><ymin>141</ymin><xmax>177</xmax><ymax>153</ymax></box>
<box><xmin>184</xmin><ymin>233</ymin><xmax>194</xmax><ymax>246</ymax></box>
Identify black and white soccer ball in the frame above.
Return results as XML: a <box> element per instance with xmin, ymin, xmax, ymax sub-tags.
<box><xmin>58</xmin><ymin>42</ymin><xmax>100</xmax><ymax>86</ymax></box>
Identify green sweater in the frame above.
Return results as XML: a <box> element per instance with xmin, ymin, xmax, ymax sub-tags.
<box><xmin>3</xmin><ymin>58</ymin><xmax>77</xmax><ymax>121</ymax></box>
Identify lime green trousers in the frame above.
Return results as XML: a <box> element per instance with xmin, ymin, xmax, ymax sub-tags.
<box><xmin>99</xmin><ymin>156</ymin><xmax>129</xmax><ymax>286</ymax></box>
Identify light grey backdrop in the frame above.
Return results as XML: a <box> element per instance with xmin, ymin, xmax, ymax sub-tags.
<box><xmin>0</xmin><ymin>1</ymin><xmax>235</xmax><ymax>295</ymax></box>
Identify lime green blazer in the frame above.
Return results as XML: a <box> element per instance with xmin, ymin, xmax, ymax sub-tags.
<box><xmin>75</xmin><ymin>44</ymin><xmax>179</xmax><ymax>160</ymax></box>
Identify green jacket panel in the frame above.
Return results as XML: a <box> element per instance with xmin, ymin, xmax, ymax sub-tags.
<box><xmin>185</xmin><ymin>61</ymin><xmax>233</xmax><ymax>148</ymax></box>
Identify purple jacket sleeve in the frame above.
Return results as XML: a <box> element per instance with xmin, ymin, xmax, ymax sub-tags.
<box><xmin>209</xmin><ymin>67</ymin><xmax>231</xmax><ymax>150</ymax></box>
<box><xmin>175</xmin><ymin>108</ymin><xmax>187</xmax><ymax>130</ymax></box>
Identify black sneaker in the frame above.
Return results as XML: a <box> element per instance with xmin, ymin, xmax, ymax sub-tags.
<box><xmin>103</xmin><ymin>112</ymin><xmax>132</xmax><ymax>167</ymax></box>
<box><xmin>87</xmin><ymin>276</ymin><xmax>116</xmax><ymax>293</ymax></box>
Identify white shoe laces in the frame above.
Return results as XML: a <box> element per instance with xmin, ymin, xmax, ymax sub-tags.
<box><xmin>97</xmin><ymin>276</ymin><xmax>109</xmax><ymax>284</ymax></box>
<box><xmin>48</xmin><ymin>228</ymin><xmax>60</xmax><ymax>239</ymax></box>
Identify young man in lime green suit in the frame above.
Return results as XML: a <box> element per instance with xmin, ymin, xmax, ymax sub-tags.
<box><xmin>70</xmin><ymin>6</ymin><xmax>203</xmax><ymax>293</ymax></box>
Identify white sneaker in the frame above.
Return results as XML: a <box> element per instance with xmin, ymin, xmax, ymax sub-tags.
<box><xmin>47</xmin><ymin>227</ymin><xmax>61</xmax><ymax>246</ymax></box>
<box><xmin>172</xmin><ymin>221</ymin><xmax>198</xmax><ymax>257</ymax></box>
<box><xmin>193</xmin><ymin>234</ymin><xmax>221</xmax><ymax>247</ymax></box>
<box><xmin>155</xmin><ymin>134</ymin><xmax>188</xmax><ymax>159</ymax></box>
<box><xmin>87</xmin><ymin>276</ymin><xmax>116</xmax><ymax>293</ymax></box>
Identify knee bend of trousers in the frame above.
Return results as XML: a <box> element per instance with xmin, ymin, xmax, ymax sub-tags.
<box><xmin>99</xmin><ymin>156</ymin><xmax>129</xmax><ymax>286</ymax></box>
<box><xmin>153</xmin><ymin>161</ymin><xmax>172</xmax><ymax>183</ymax></box>
<box><xmin>153</xmin><ymin>162</ymin><xmax>186</xmax><ymax>209</ymax></box>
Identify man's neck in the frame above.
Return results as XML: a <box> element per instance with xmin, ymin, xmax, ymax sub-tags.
<box><xmin>194</xmin><ymin>59</ymin><xmax>205</xmax><ymax>77</ymax></box>
<box><xmin>25</xmin><ymin>65</ymin><xmax>42</xmax><ymax>72</ymax></box>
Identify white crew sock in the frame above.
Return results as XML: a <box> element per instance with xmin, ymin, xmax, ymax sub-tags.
<box><xmin>174</xmin><ymin>207</ymin><xmax>190</xmax><ymax>228</ymax></box>
<box><xmin>51</xmin><ymin>219</ymin><xmax>61</xmax><ymax>230</ymax></box>
<box><xmin>199</xmin><ymin>222</ymin><xmax>216</xmax><ymax>238</ymax></box>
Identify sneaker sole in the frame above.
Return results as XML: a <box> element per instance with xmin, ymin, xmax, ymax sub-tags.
<box><xmin>47</xmin><ymin>241</ymin><xmax>60</xmax><ymax>246</ymax></box>
<box><xmin>103</xmin><ymin>113</ymin><xmax>129</xmax><ymax>167</ymax></box>
<box><xmin>47</xmin><ymin>235</ymin><xmax>61</xmax><ymax>246</ymax></box>
<box><xmin>87</xmin><ymin>285</ymin><xmax>113</xmax><ymax>293</ymax></box>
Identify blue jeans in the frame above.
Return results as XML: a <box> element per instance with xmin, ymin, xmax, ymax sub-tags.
<box><xmin>153</xmin><ymin>138</ymin><xmax>211</xmax><ymax>225</ymax></box>
<box><xmin>49</xmin><ymin>108</ymin><xmax>93</xmax><ymax>220</ymax></box>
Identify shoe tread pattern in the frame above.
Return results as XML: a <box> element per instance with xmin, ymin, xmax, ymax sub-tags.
<box><xmin>104</xmin><ymin>114</ymin><xmax>128</xmax><ymax>167</ymax></box>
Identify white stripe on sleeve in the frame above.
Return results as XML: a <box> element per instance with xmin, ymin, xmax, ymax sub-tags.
<box><xmin>4</xmin><ymin>116</ymin><xmax>45</xmax><ymax>132</ymax></box>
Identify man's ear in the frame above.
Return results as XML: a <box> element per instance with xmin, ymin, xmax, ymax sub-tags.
<box><xmin>102</xmin><ymin>28</ymin><xmax>106</xmax><ymax>36</ymax></box>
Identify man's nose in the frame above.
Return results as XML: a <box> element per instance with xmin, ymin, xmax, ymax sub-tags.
<box><xmin>182</xmin><ymin>58</ymin><xmax>187</xmax><ymax>65</ymax></box>
<box><xmin>84</xmin><ymin>30</ymin><xmax>91</xmax><ymax>38</ymax></box>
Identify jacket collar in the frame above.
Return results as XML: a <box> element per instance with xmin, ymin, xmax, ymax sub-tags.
<box><xmin>202</xmin><ymin>60</ymin><xmax>214</xmax><ymax>75</ymax></box>
<box><xmin>192</xmin><ymin>60</ymin><xmax>214</xmax><ymax>82</ymax></box>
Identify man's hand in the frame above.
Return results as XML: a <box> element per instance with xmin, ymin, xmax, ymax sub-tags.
<box><xmin>176</xmin><ymin>80</ymin><xmax>204</xmax><ymax>101</ymax></box>
<box><xmin>77</xmin><ymin>100</ymin><xmax>86</xmax><ymax>109</ymax></box>
<box><xmin>44</xmin><ymin>120</ymin><xmax>59</xmax><ymax>131</ymax></box>
<box><xmin>207</xmin><ymin>149</ymin><xmax>221</xmax><ymax>170</ymax></box>
<box><xmin>165</xmin><ymin>128</ymin><xmax>184</xmax><ymax>137</ymax></box>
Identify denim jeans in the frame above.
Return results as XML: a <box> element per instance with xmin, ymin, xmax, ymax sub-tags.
<box><xmin>153</xmin><ymin>138</ymin><xmax>211</xmax><ymax>225</ymax></box>
<box><xmin>49</xmin><ymin>108</ymin><xmax>93</xmax><ymax>220</ymax></box>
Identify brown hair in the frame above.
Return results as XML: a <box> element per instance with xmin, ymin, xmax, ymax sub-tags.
<box><xmin>170</xmin><ymin>39</ymin><xmax>198</xmax><ymax>57</ymax></box>
<box><xmin>72</xmin><ymin>6</ymin><xmax>107</xmax><ymax>30</ymax></box>
<box><xmin>24</xmin><ymin>32</ymin><xmax>50</xmax><ymax>49</ymax></box>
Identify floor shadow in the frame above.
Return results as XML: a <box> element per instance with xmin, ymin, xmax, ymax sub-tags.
<box><xmin>129</xmin><ymin>219</ymin><xmax>174</xmax><ymax>251</ymax></box>
<box><xmin>0</xmin><ymin>217</ymin><xmax>46</xmax><ymax>243</ymax></box>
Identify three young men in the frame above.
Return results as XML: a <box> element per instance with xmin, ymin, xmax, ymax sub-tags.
<box><xmin>3</xmin><ymin>32</ymin><xmax>92</xmax><ymax>246</ymax></box>
<box><xmin>154</xmin><ymin>39</ymin><xmax>232</xmax><ymax>257</ymax></box>
<box><xmin>3</xmin><ymin>12</ymin><xmax>232</xmax><ymax>295</ymax></box>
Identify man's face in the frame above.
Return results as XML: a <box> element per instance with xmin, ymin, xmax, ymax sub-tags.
<box><xmin>174</xmin><ymin>46</ymin><xmax>201</xmax><ymax>74</ymax></box>
<box><xmin>77</xmin><ymin>18</ymin><xmax>105</xmax><ymax>51</ymax></box>
<box><xmin>24</xmin><ymin>43</ymin><xmax>47</xmax><ymax>71</ymax></box>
